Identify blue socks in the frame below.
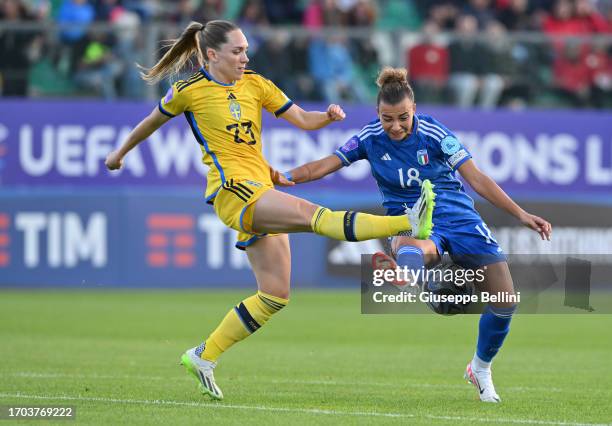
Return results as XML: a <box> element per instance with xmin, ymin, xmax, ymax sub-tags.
<box><xmin>475</xmin><ymin>304</ymin><xmax>517</xmax><ymax>365</ymax></box>
<box><xmin>396</xmin><ymin>246</ymin><xmax>425</xmax><ymax>280</ymax></box>
<box><xmin>396</xmin><ymin>245</ymin><xmax>515</xmax><ymax>367</ymax></box>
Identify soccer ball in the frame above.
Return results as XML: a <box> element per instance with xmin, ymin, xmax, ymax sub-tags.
<box><xmin>422</xmin><ymin>261</ymin><xmax>477</xmax><ymax>316</ymax></box>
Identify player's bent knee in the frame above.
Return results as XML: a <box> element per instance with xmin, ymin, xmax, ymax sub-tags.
<box><xmin>259</xmin><ymin>284</ymin><xmax>290</xmax><ymax>301</ymax></box>
<box><xmin>273</xmin><ymin>290</ymin><xmax>291</xmax><ymax>301</ymax></box>
<box><xmin>259</xmin><ymin>290</ymin><xmax>290</xmax><ymax>307</ymax></box>
<box><xmin>298</xmin><ymin>200</ymin><xmax>320</xmax><ymax>227</ymax></box>
<box><xmin>482</xmin><ymin>267</ymin><xmax>517</xmax><ymax>308</ymax></box>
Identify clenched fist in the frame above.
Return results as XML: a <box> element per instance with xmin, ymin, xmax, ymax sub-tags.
<box><xmin>105</xmin><ymin>150</ymin><xmax>124</xmax><ymax>170</ymax></box>
<box><xmin>326</xmin><ymin>104</ymin><xmax>346</xmax><ymax>121</ymax></box>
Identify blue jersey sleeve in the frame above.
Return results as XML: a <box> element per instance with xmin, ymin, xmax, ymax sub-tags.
<box><xmin>334</xmin><ymin>135</ymin><xmax>367</xmax><ymax>166</ymax></box>
<box><xmin>440</xmin><ymin>134</ymin><xmax>471</xmax><ymax>171</ymax></box>
<box><xmin>421</xmin><ymin>116</ymin><xmax>471</xmax><ymax>171</ymax></box>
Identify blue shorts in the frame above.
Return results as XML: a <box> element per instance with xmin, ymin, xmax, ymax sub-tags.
<box><xmin>429</xmin><ymin>217</ymin><xmax>506</xmax><ymax>269</ymax></box>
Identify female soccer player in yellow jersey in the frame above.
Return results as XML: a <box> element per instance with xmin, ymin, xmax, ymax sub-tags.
<box><xmin>105</xmin><ymin>20</ymin><xmax>435</xmax><ymax>400</ymax></box>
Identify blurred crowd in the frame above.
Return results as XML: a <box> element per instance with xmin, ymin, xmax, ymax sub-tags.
<box><xmin>0</xmin><ymin>0</ymin><xmax>611</xmax><ymax>109</ymax></box>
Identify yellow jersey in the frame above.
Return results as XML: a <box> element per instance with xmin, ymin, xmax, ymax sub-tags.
<box><xmin>158</xmin><ymin>67</ymin><xmax>292</xmax><ymax>202</ymax></box>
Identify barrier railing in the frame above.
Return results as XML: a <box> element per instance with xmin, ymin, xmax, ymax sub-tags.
<box><xmin>1</xmin><ymin>22</ymin><xmax>611</xmax><ymax>109</ymax></box>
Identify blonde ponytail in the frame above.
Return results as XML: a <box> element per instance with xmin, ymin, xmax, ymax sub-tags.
<box><xmin>140</xmin><ymin>22</ymin><xmax>204</xmax><ymax>84</ymax></box>
<box><xmin>140</xmin><ymin>20</ymin><xmax>239</xmax><ymax>84</ymax></box>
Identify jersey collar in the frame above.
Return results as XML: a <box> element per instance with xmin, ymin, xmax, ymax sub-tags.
<box><xmin>200</xmin><ymin>67</ymin><xmax>235</xmax><ymax>87</ymax></box>
<box><xmin>412</xmin><ymin>114</ymin><xmax>420</xmax><ymax>135</ymax></box>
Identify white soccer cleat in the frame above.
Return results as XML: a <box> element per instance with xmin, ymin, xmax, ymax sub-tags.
<box><xmin>406</xmin><ymin>179</ymin><xmax>435</xmax><ymax>240</ymax></box>
<box><xmin>180</xmin><ymin>347</ymin><xmax>224</xmax><ymax>400</ymax></box>
<box><xmin>464</xmin><ymin>362</ymin><xmax>501</xmax><ymax>403</ymax></box>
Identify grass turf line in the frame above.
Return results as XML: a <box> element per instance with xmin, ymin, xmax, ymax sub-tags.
<box><xmin>0</xmin><ymin>290</ymin><xmax>611</xmax><ymax>425</ymax></box>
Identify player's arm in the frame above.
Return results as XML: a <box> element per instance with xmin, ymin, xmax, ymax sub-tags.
<box><xmin>105</xmin><ymin>107</ymin><xmax>171</xmax><ymax>170</ymax></box>
<box><xmin>280</xmin><ymin>104</ymin><xmax>345</xmax><ymax>130</ymax></box>
<box><xmin>270</xmin><ymin>155</ymin><xmax>343</xmax><ymax>186</ymax></box>
<box><xmin>270</xmin><ymin>155</ymin><xmax>343</xmax><ymax>187</ymax></box>
<box><xmin>458</xmin><ymin>159</ymin><xmax>552</xmax><ymax>240</ymax></box>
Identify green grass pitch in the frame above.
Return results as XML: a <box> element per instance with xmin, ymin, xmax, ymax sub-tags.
<box><xmin>1</xmin><ymin>290</ymin><xmax>611</xmax><ymax>425</ymax></box>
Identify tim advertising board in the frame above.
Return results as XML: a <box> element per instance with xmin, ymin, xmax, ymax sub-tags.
<box><xmin>0</xmin><ymin>193</ymin><xmax>329</xmax><ymax>287</ymax></box>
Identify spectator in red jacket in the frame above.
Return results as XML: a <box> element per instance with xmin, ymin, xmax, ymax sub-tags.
<box><xmin>542</xmin><ymin>0</ymin><xmax>583</xmax><ymax>34</ymax></box>
<box><xmin>407</xmin><ymin>21</ymin><xmax>449</xmax><ymax>103</ymax></box>
<box><xmin>552</xmin><ymin>40</ymin><xmax>592</xmax><ymax>106</ymax></box>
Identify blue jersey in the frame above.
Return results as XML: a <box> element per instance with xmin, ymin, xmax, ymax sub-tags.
<box><xmin>334</xmin><ymin>114</ymin><xmax>478</xmax><ymax>222</ymax></box>
<box><xmin>334</xmin><ymin>113</ymin><xmax>506</xmax><ymax>268</ymax></box>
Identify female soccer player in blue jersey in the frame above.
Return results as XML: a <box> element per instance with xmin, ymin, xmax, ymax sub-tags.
<box><xmin>105</xmin><ymin>24</ymin><xmax>435</xmax><ymax>400</ymax></box>
<box><xmin>283</xmin><ymin>67</ymin><xmax>552</xmax><ymax>403</ymax></box>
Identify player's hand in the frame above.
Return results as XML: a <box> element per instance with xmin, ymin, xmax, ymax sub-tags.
<box><xmin>326</xmin><ymin>104</ymin><xmax>346</xmax><ymax>122</ymax></box>
<box><xmin>270</xmin><ymin>167</ymin><xmax>295</xmax><ymax>187</ymax></box>
<box><xmin>105</xmin><ymin>150</ymin><xmax>124</xmax><ymax>170</ymax></box>
<box><xmin>520</xmin><ymin>212</ymin><xmax>552</xmax><ymax>241</ymax></box>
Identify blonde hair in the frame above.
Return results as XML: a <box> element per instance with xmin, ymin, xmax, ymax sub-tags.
<box><xmin>376</xmin><ymin>67</ymin><xmax>414</xmax><ymax>105</ymax></box>
<box><xmin>141</xmin><ymin>20</ymin><xmax>238</xmax><ymax>84</ymax></box>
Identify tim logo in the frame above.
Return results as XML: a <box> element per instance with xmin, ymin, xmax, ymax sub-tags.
<box><xmin>146</xmin><ymin>214</ymin><xmax>196</xmax><ymax>268</ymax></box>
<box><xmin>0</xmin><ymin>213</ymin><xmax>10</xmax><ymax>267</ymax></box>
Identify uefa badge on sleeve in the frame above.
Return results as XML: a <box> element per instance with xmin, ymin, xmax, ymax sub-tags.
<box><xmin>417</xmin><ymin>149</ymin><xmax>429</xmax><ymax>166</ymax></box>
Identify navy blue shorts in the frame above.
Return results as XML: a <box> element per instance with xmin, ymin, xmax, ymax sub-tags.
<box><xmin>429</xmin><ymin>217</ymin><xmax>506</xmax><ymax>269</ymax></box>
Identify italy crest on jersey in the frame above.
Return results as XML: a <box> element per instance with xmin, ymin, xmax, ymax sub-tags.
<box><xmin>417</xmin><ymin>149</ymin><xmax>429</xmax><ymax>166</ymax></box>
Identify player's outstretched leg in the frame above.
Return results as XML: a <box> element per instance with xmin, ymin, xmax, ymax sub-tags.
<box><xmin>311</xmin><ymin>179</ymin><xmax>436</xmax><ymax>241</ymax></box>
<box><xmin>180</xmin><ymin>344</ymin><xmax>223</xmax><ymax>400</ymax></box>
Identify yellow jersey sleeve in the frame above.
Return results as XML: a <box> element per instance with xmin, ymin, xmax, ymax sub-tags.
<box><xmin>158</xmin><ymin>82</ymin><xmax>191</xmax><ymax>117</ymax></box>
<box><xmin>257</xmin><ymin>74</ymin><xmax>293</xmax><ymax>117</ymax></box>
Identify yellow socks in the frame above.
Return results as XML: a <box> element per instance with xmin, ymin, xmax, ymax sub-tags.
<box><xmin>197</xmin><ymin>209</ymin><xmax>412</xmax><ymax>362</ymax></box>
<box><xmin>201</xmin><ymin>291</ymin><xmax>288</xmax><ymax>362</ymax></box>
<box><xmin>310</xmin><ymin>207</ymin><xmax>410</xmax><ymax>241</ymax></box>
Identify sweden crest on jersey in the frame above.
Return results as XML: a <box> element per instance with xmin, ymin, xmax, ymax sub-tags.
<box><xmin>417</xmin><ymin>149</ymin><xmax>429</xmax><ymax>166</ymax></box>
<box><xmin>229</xmin><ymin>99</ymin><xmax>241</xmax><ymax>120</ymax></box>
